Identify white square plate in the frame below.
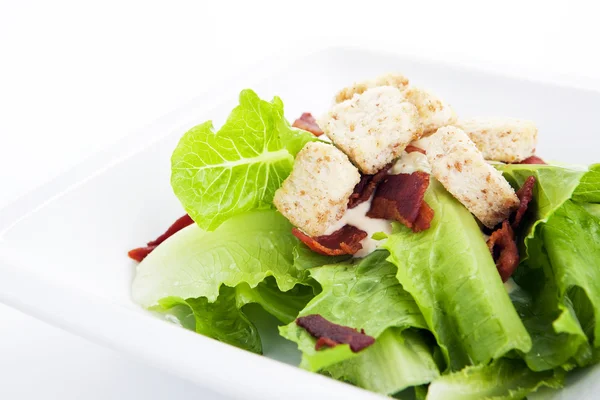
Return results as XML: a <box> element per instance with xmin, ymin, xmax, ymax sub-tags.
<box><xmin>1</xmin><ymin>46</ymin><xmax>600</xmax><ymax>400</ymax></box>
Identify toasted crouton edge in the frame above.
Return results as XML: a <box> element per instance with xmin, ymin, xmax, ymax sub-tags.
<box><xmin>273</xmin><ymin>142</ymin><xmax>361</xmax><ymax>236</ymax></box>
<box><xmin>322</xmin><ymin>86</ymin><xmax>423</xmax><ymax>174</ymax></box>
<box><xmin>423</xmin><ymin>126</ymin><xmax>520</xmax><ymax>228</ymax></box>
<box><xmin>334</xmin><ymin>73</ymin><xmax>410</xmax><ymax>103</ymax></box>
<box><xmin>456</xmin><ymin>117</ymin><xmax>538</xmax><ymax>163</ymax></box>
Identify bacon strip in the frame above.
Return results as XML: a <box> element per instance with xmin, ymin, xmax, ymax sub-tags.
<box><xmin>486</xmin><ymin>176</ymin><xmax>536</xmax><ymax>281</ymax></box>
<box><xmin>487</xmin><ymin>221</ymin><xmax>519</xmax><ymax>282</ymax></box>
<box><xmin>518</xmin><ymin>156</ymin><xmax>546</xmax><ymax>165</ymax></box>
<box><xmin>292</xmin><ymin>225</ymin><xmax>367</xmax><ymax>256</ymax></box>
<box><xmin>315</xmin><ymin>337</ymin><xmax>338</xmax><ymax>350</ymax></box>
<box><xmin>128</xmin><ymin>214</ymin><xmax>194</xmax><ymax>262</ymax></box>
<box><xmin>367</xmin><ymin>172</ymin><xmax>434</xmax><ymax>232</ymax></box>
<box><xmin>348</xmin><ymin>162</ymin><xmax>393</xmax><ymax>209</ymax></box>
<box><xmin>512</xmin><ymin>176</ymin><xmax>536</xmax><ymax>229</ymax></box>
<box><xmin>413</xmin><ymin>202</ymin><xmax>435</xmax><ymax>233</ymax></box>
<box><xmin>405</xmin><ymin>144</ymin><xmax>426</xmax><ymax>155</ymax></box>
<box><xmin>292</xmin><ymin>113</ymin><xmax>324</xmax><ymax>137</ymax></box>
<box><xmin>296</xmin><ymin>314</ymin><xmax>375</xmax><ymax>352</ymax></box>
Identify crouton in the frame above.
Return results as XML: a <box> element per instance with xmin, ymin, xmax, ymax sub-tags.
<box><xmin>335</xmin><ymin>73</ymin><xmax>410</xmax><ymax>103</ymax></box>
<box><xmin>273</xmin><ymin>142</ymin><xmax>360</xmax><ymax>236</ymax></box>
<box><xmin>322</xmin><ymin>86</ymin><xmax>422</xmax><ymax>174</ymax></box>
<box><xmin>402</xmin><ymin>87</ymin><xmax>457</xmax><ymax>135</ymax></box>
<box><xmin>335</xmin><ymin>74</ymin><xmax>456</xmax><ymax>134</ymax></box>
<box><xmin>422</xmin><ymin>126</ymin><xmax>519</xmax><ymax>228</ymax></box>
<box><xmin>455</xmin><ymin>117</ymin><xmax>537</xmax><ymax>163</ymax></box>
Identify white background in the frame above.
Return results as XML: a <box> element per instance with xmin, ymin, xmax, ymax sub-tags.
<box><xmin>1</xmin><ymin>1</ymin><xmax>599</xmax><ymax>398</ymax></box>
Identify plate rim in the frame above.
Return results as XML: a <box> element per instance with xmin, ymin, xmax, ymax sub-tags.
<box><xmin>2</xmin><ymin>43</ymin><xmax>600</xmax><ymax>399</ymax></box>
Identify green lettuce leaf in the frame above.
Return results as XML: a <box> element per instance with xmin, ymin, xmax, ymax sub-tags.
<box><xmin>413</xmin><ymin>385</ymin><xmax>429</xmax><ymax>400</ymax></box>
<box><xmin>384</xmin><ymin>180</ymin><xmax>531</xmax><ymax>370</ymax></box>
<box><xmin>501</xmin><ymin>164</ymin><xmax>600</xmax><ymax>357</ymax></box>
<box><xmin>371</xmin><ymin>231</ymin><xmax>389</xmax><ymax>240</ymax></box>
<box><xmin>509</xmin><ymin>284</ymin><xmax>591</xmax><ymax>371</ymax></box>
<box><xmin>151</xmin><ymin>285</ymin><xmax>262</xmax><ymax>353</ymax></box>
<box><xmin>498</xmin><ymin>164</ymin><xmax>586</xmax><ymax>266</ymax></box>
<box><xmin>499</xmin><ymin>164</ymin><xmax>586</xmax><ymax>217</ymax></box>
<box><xmin>326</xmin><ymin>329</ymin><xmax>440</xmax><ymax>395</ymax></box>
<box><xmin>235</xmin><ymin>277</ymin><xmax>315</xmax><ymax>324</ymax></box>
<box><xmin>132</xmin><ymin>210</ymin><xmax>308</xmax><ymax>305</ymax></box>
<box><xmin>171</xmin><ymin>89</ymin><xmax>318</xmax><ymax>231</ymax></box>
<box><xmin>572</xmin><ymin>164</ymin><xmax>600</xmax><ymax>203</ymax></box>
<box><xmin>582</xmin><ymin>203</ymin><xmax>600</xmax><ymax>218</ymax></box>
<box><xmin>537</xmin><ymin>200</ymin><xmax>600</xmax><ymax>346</ymax></box>
<box><xmin>426</xmin><ymin>359</ymin><xmax>565</xmax><ymax>400</ymax></box>
<box><xmin>292</xmin><ymin>244</ymin><xmax>351</xmax><ymax>271</ymax></box>
<box><xmin>132</xmin><ymin>210</ymin><xmax>320</xmax><ymax>353</ymax></box>
<box><xmin>150</xmin><ymin>278</ymin><xmax>314</xmax><ymax>354</ymax></box>
<box><xmin>280</xmin><ymin>250</ymin><xmax>427</xmax><ymax>372</ymax></box>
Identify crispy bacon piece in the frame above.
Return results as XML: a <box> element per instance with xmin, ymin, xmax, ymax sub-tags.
<box><xmin>292</xmin><ymin>112</ymin><xmax>324</xmax><ymax>137</ymax></box>
<box><xmin>518</xmin><ymin>156</ymin><xmax>546</xmax><ymax>165</ymax></box>
<box><xmin>128</xmin><ymin>246</ymin><xmax>156</xmax><ymax>262</ymax></box>
<box><xmin>405</xmin><ymin>144</ymin><xmax>426</xmax><ymax>154</ymax></box>
<box><xmin>128</xmin><ymin>214</ymin><xmax>194</xmax><ymax>262</ymax></box>
<box><xmin>315</xmin><ymin>337</ymin><xmax>338</xmax><ymax>350</ymax></box>
<box><xmin>486</xmin><ymin>176</ymin><xmax>536</xmax><ymax>281</ymax></box>
<box><xmin>512</xmin><ymin>176</ymin><xmax>536</xmax><ymax>229</ymax></box>
<box><xmin>487</xmin><ymin>221</ymin><xmax>519</xmax><ymax>282</ymax></box>
<box><xmin>296</xmin><ymin>314</ymin><xmax>375</xmax><ymax>352</ymax></box>
<box><xmin>367</xmin><ymin>172</ymin><xmax>434</xmax><ymax>232</ymax></box>
<box><xmin>292</xmin><ymin>225</ymin><xmax>367</xmax><ymax>256</ymax></box>
<box><xmin>348</xmin><ymin>162</ymin><xmax>394</xmax><ymax>209</ymax></box>
<box><xmin>414</xmin><ymin>202</ymin><xmax>435</xmax><ymax>232</ymax></box>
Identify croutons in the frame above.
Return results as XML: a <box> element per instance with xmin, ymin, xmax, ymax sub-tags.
<box><xmin>422</xmin><ymin>126</ymin><xmax>520</xmax><ymax>228</ymax></box>
<box><xmin>273</xmin><ymin>142</ymin><xmax>360</xmax><ymax>236</ymax></box>
<box><xmin>335</xmin><ymin>73</ymin><xmax>410</xmax><ymax>103</ymax></box>
<box><xmin>335</xmin><ymin>74</ymin><xmax>456</xmax><ymax>135</ymax></box>
<box><xmin>322</xmin><ymin>86</ymin><xmax>422</xmax><ymax>174</ymax></box>
<box><xmin>455</xmin><ymin>117</ymin><xmax>538</xmax><ymax>163</ymax></box>
<box><xmin>402</xmin><ymin>87</ymin><xmax>457</xmax><ymax>135</ymax></box>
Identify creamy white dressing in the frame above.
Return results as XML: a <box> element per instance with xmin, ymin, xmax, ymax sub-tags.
<box><xmin>391</xmin><ymin>151</ymin><xmax>431</xmax><ymax>175</ymax></box>
<box><xmin>486</xmin><ymin>160</ymin><xmax>506</xmax><ymax>166</ymax></box>
<box><xmin>325</xmin><ymin>195</ymin><xmax>392</xmax><ymax>258</ymax></box>
<box><xmin>322</xmin><ymin>150</ymin><xmax>432</xmax><ymax>258</ymax></box>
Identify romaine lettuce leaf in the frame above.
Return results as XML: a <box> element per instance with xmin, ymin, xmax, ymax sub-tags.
<box><xmin>537</xmin><ymin>200</ymin><xmax>600</xmax><ymax>346</ymax></box>
<box><xmin>150</xmin><ymin>278</ymin><xmax>314</xmax><ymax>354</ymax></box>
<box><xmin>326</xmin><ymin>329</ymin><xmax>439</xmax><ymax>395</ymax></box>
<box><xmin>501</xmin><ymin>164</ymin><xmax>600</xmax><ymax>356</ymax></box>
<box><xmin>498</xmin><ymin>164</ymin><xmax>586</xmax><ymax>264</ymax></box>
<box><xmin>280</xmin><ymin>251</ymin><xmax>427</xmax><ymax>372</ymax></box>
<box><xmin>509</xmin><ymin>284</ymin><xmax>591</xmax><ymax>371</ymax></box>
<box><xmin>132</xmin><ymin>210</ymin><xmax>308</xmax><ymax>305</ymax></box>
<box><xmin>235</xmin><ymin>277</ymin><xmax>315</xmax><ymax>324</ymax></box>
<box><xmin>151</xmin><ymin>285</ymin><xmax>262</xmax><ymax>353</ymax></box>
<box><xmin>384</xmin><ymin>180</ymin><xmax>531</xmax><ymax>370</ymax></box>
<box><xmin>413</xmin><ymin>385</ymin><xmax>429</xmax><ymax>400</ymax></box>
<box><xmin>426</xmin><ymin>359</ymin><xmax>564</xmax><ymax>400</ymax></box>
<box><xmin>171</xmin><ymin>89</ymin><xmax>318</xmax><ymax>231</ymax></box>
<box><xmin>132</xmin><ymin>209</ymin><xmax>320</xmax><ymax>353</ymax></box>
<box><xmin>572</xmin><ymin>164</ymin><xmax>600</xmax><ymax>203</ymax></box>
<box><xmin>582</xmin><ymin>203</ymin><xmax>600</xmax><ymax>218</ymax></box>
<box><xmin>496</xmin><ymin>163</ymin><xmax>600</xmax><ymax>379</ymax></box>
<box><xmin>292</xmin><ymin>243</ymin><xmax>351</xmax><ymax>271</ymax></box>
